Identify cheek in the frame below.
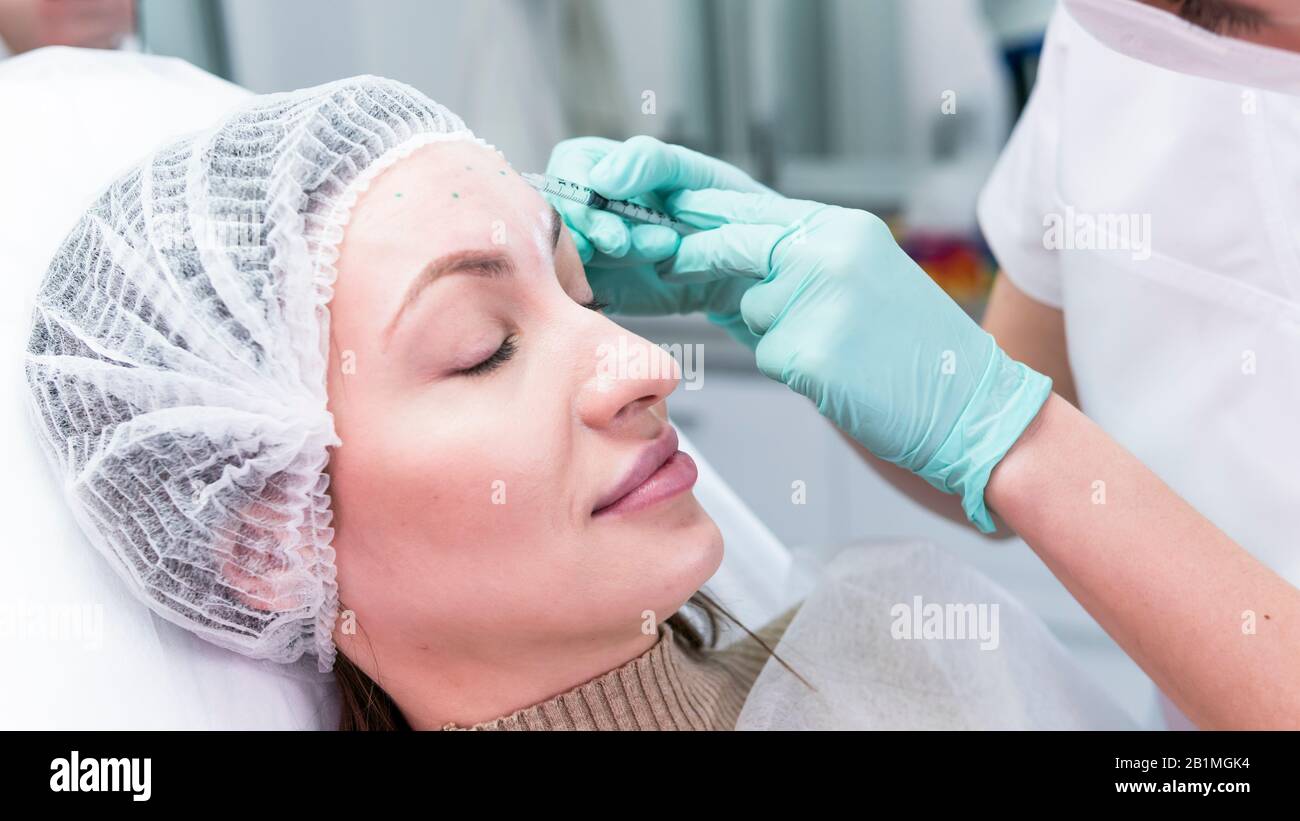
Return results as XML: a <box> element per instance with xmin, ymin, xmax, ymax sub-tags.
<box><xmin>330</xmin><ymin>390</ymin><xmax>573</xmax><ymax>561</ymax></box>
<box><xmin>328</xmin><ymin>389</ymin><xmax>597</xmax><ymax>643</ymax></box>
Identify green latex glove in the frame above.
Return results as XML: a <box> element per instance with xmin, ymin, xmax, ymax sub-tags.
<box><xmin>660</xmin><ymin>188</ymin><xmax>1053</xmax><ymax>532</ymax></box>
<box><xmin>543</xmin><ymin>135</ymin><xmax>773</xmax><ymax>349</ymax></box>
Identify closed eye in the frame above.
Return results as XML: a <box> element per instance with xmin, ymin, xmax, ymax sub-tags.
<box><xmin>458</xmin><ymin>336</ymin><xmax>518</xmax><ymax>377</ymax></box>
<box><xmin>458</xmin><ymin>297</ymin><xmax>604</xmax><ymax>377</ymax></box>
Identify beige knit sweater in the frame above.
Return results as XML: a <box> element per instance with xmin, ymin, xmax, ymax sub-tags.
<box><xmin>441</xmin><ymin>603</ymin><xmax>802</xmax><ymax>731</ymax></box>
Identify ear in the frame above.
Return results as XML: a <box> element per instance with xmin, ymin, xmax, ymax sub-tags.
<box><xmin>217</xmin><ymin>499</ymin><xmax>321</xmax><ymax>614</ymax></box>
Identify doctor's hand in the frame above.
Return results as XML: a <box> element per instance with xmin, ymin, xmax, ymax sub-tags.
<box><xmin>662</xmin><ymin>189</ymin><xmax>1053</xmax><ymax>532</ymax></box>
<box><xmin>544</xmin><ymin>135</ymin><xmax>773</xmax><ymax>348</ymax></box>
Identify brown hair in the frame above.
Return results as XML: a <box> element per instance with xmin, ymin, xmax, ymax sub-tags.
<box><xmin>334</xmin><ymin>589</ymin><xmax>810</xmax><ymax>731</ymax></box>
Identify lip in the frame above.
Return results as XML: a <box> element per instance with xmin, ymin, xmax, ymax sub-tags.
<box><xmin>592</xmin><ymin>427</ymin><xmax>697</xmax><ymax>517</ymax></box>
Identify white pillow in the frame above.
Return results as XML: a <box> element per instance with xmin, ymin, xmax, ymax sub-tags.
<box><xmin>0</xmin><ymin>48</ymin><xmax>792</xmax><ymax>728</ymax></box>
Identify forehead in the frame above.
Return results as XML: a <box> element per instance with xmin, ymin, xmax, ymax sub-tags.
<box><xmin>331</xmin><ymin>139</ymin><xmax>583</xmax><ymax>336</ymax></box>
<box><xmin>345</xmin><ymin>139</ymin><xmax>551</xmax><ymax>254</ymax></box>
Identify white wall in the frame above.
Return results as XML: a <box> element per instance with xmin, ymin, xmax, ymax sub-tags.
<box><xmin>220</xmin><ymin>0</ymin><xmax>567</xmax><ymax>170</ymax></box>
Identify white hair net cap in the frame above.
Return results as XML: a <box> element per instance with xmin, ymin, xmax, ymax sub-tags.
<box><xmin>25</xmin><ymin>75</ymin><xmax>484</xmax><ymax>673</ymax></box>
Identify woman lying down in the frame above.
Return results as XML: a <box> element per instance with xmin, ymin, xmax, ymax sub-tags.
<box><xmin>24</xmin><ymin>76</ymin><xmax>1133</xmax><ymax>731</ymax></box>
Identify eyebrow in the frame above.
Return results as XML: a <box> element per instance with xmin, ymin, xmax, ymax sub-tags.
<box><xmin>381</xmin><ymin>204</ymin><xmax>564</xmax><ymax>346</ymax></box>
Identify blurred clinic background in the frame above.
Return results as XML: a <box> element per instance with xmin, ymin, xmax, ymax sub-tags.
<box><xmin>1</xmin><ymin>0</ymin><xmax>1161</xmax><ymax>726</ymax></box>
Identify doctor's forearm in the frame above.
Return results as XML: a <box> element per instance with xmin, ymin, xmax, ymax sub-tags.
<box><xmin>985</xmin><ymin>393</ymin><xmax>1300</xmax><ymax>729</ymax></box>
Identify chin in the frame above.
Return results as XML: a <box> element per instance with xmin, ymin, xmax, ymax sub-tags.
<box><xmin>598</xmin><ymin>493</ymin><xmax>725</xmax><ymax>591</ymax></box>
<box><xmin>658</xmin><ymin>494</ymin><xmax>726</xmax><ymax>583</ymax></box>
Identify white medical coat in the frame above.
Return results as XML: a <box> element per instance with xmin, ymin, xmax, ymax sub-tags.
<box><xmin>977</xmin><ymin>4</ymin><xmax>1300</xmax><ymax>729</ymax></box>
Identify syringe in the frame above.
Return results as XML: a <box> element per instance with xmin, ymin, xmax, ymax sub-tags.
<box><xmin>522</xmin><ymin>172</ymin><xmax>696</xmax><ymax>234</ymax></box>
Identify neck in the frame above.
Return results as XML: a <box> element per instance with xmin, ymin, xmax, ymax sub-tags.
<box><xmin>376</xmin><ymin>626</ymin><xmax>661</xmax><ymax>731</ymax></box>
<box><xmin>1138</xmin><ymin>0</ymin><xmax>1300</xmax><ymax>52</ymax></box>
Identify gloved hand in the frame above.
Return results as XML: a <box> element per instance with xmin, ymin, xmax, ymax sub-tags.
<box><xmin>543</xmin><ymin>135</ymin><xmax>773</xmax><ymax>348</ymax></box>
<box><xmin>659</xmin><ymin>188</ymin><xmax>1053</xmax><ymax>532</ymax></box>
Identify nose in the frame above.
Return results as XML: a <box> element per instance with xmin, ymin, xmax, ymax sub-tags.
<box><xmin>576</xmin><ymin>325</ymin><xmax>682</xmax><ymax>430</ymax></box>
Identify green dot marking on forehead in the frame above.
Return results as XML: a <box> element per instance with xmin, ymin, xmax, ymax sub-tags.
<box><xmin>451</xmin><ymin>192</ymin><xmax>459</xmax><ymax>199</ymax></box>
<box><xmin>394</xmin><ymin>192</ymin><xmax>403</xmax><ymax>198</ymax></box>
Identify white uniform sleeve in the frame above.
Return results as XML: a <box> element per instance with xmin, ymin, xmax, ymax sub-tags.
<box><xmin>976</xmin><ymin>5</ymin><xmax>1074</xmax><ymax>309</ymax></box>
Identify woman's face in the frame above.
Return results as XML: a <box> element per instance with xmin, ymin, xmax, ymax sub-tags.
<box><xmin>324</xmin><ymin>139</ymin><xmax>722</xmax><ymax>696</ymax></box>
